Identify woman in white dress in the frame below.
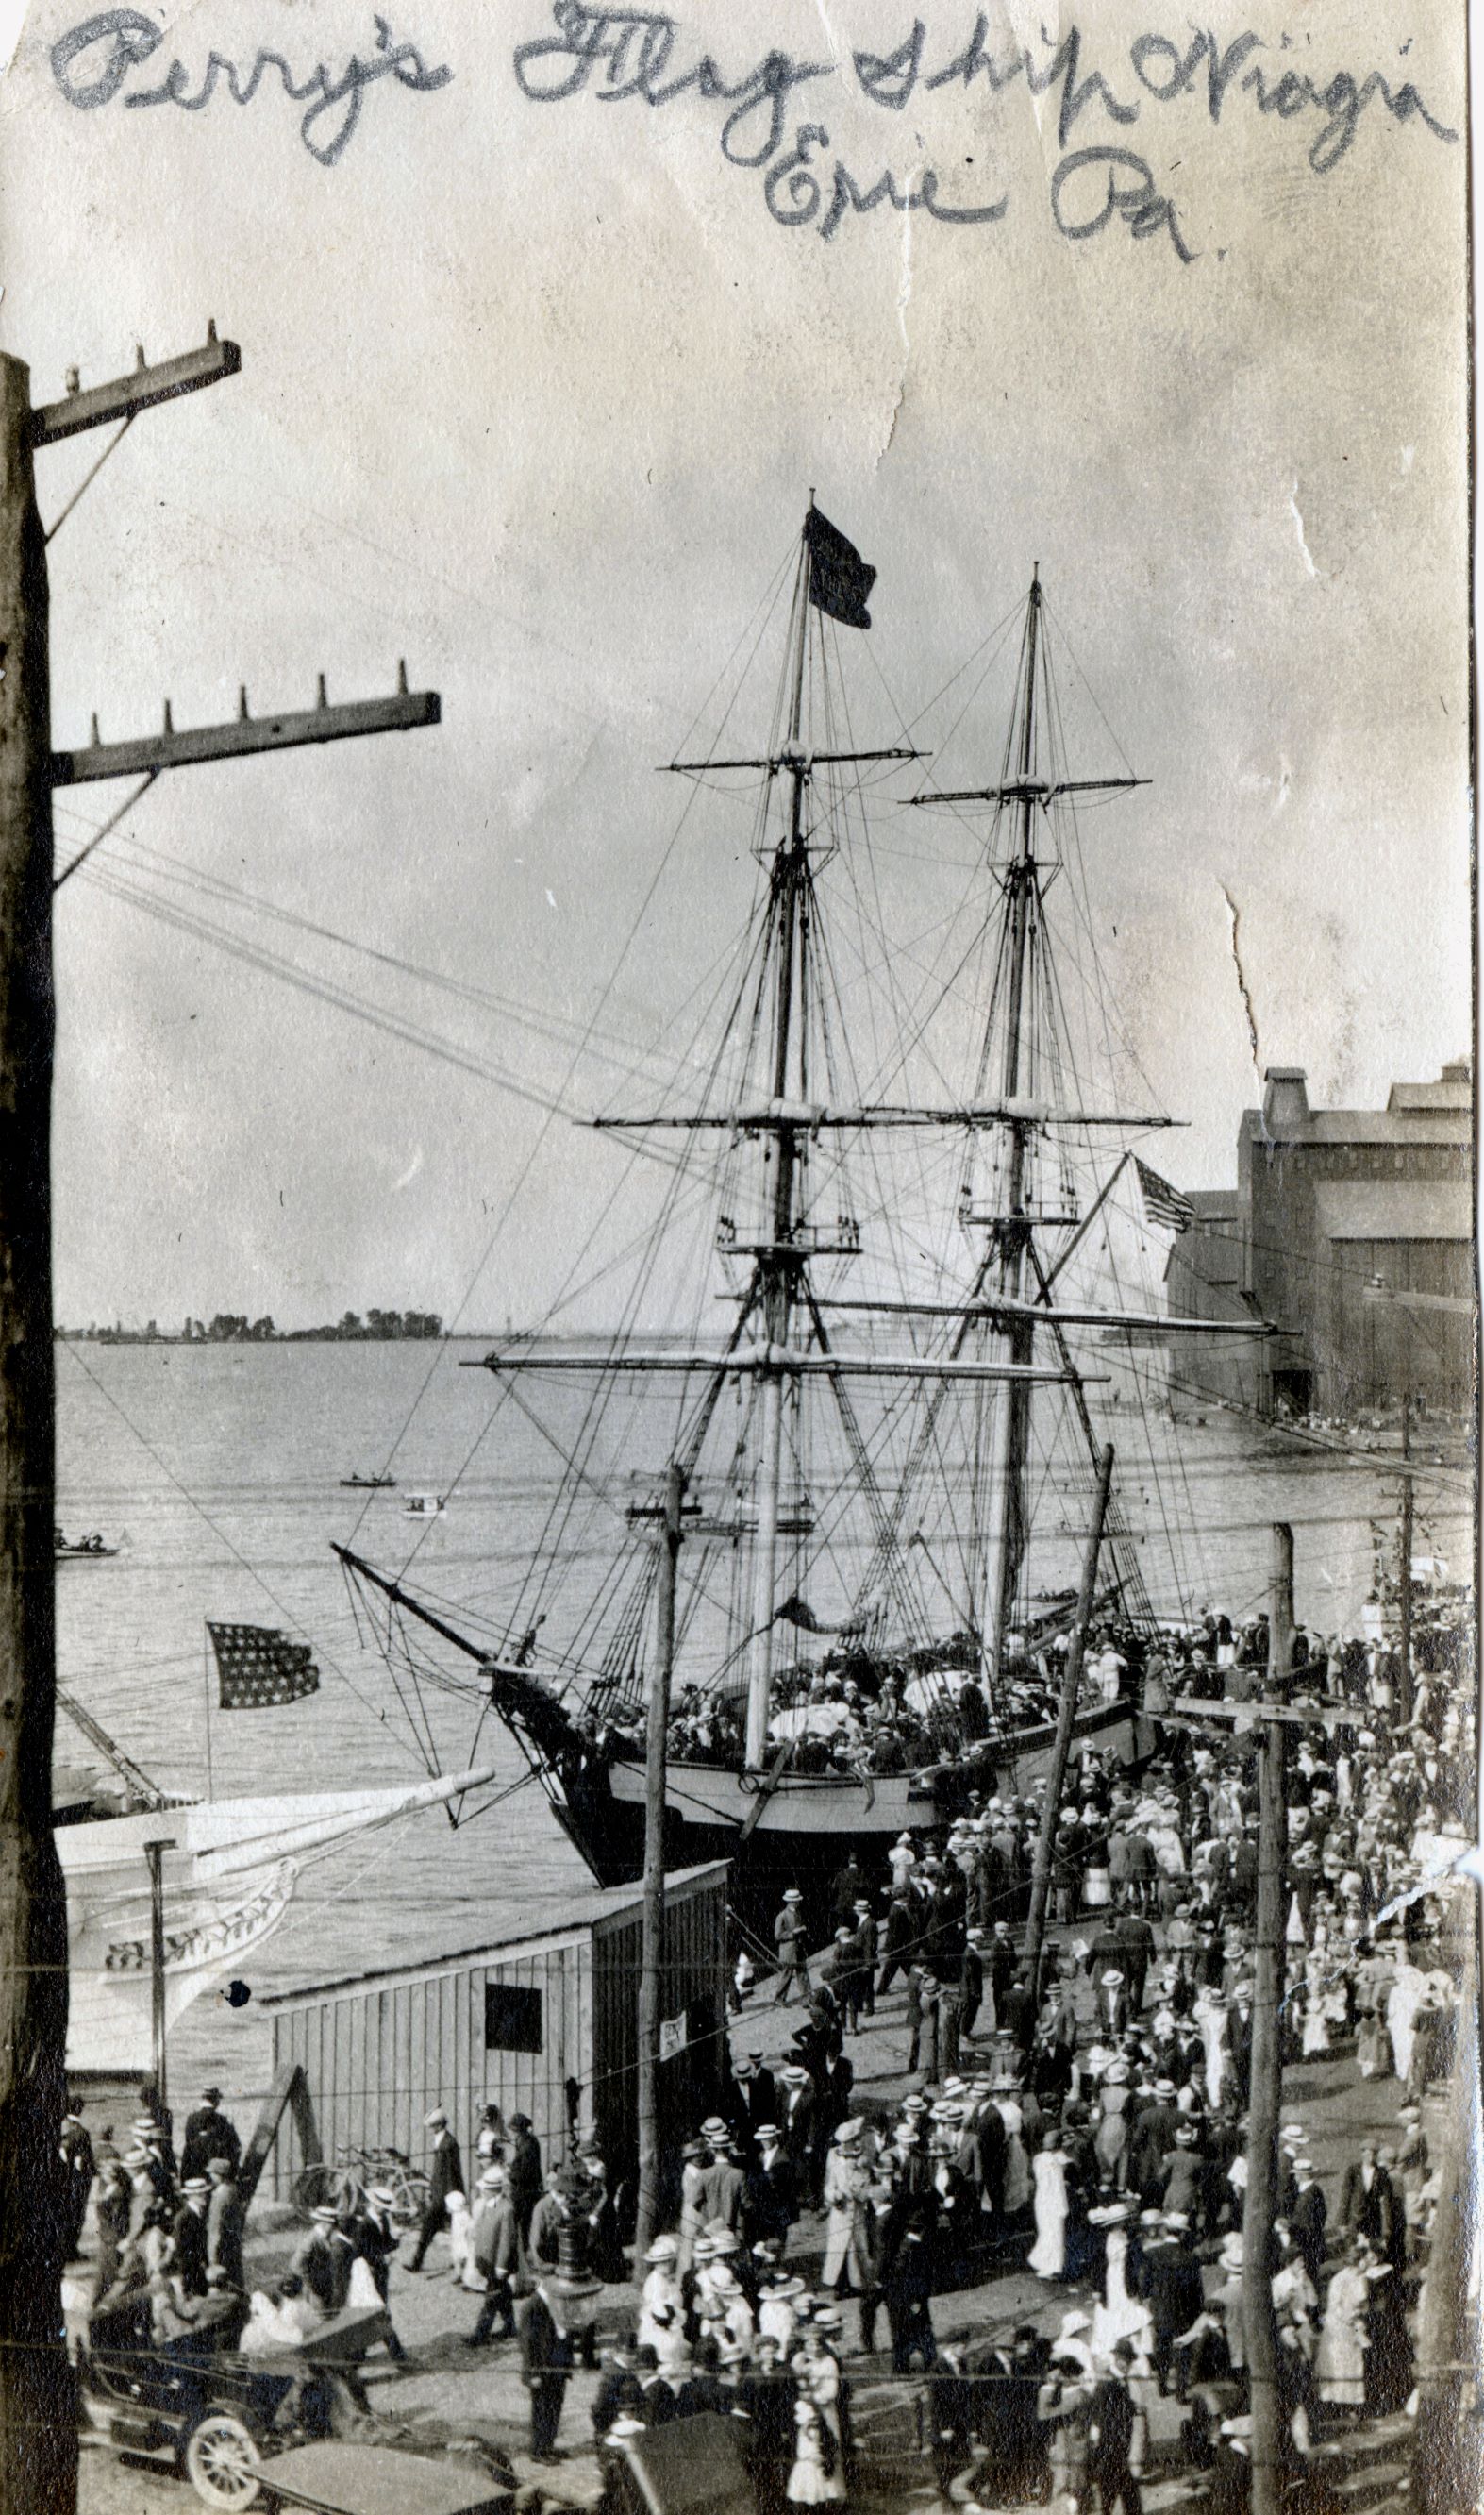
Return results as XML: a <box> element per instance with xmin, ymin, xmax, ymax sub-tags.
<box><xmin>1091</xmin><ymin>2214</ymin><xmax>1156</xmax><ymax>2365</ymax></box>
<box><xmin>1315</xmin><ymin>2247</ymin><xmax>1371</xmax><ymax>2411</ymax></box>
<box><xmin>1386</xmin><ymin>1963</ymin><xmax>1428</xmax><ymax>2086</ymax></box>
<box><xmin>996</xmin><ymin>2096</ymin><xmax>1031</xmax><ymax>2216</ymax></box>
<box><xmin>637</xmin><ymin>2236</ymin><xmax>683</xmax><ymax>2356</ymax></box>
<box><xmin>793</xmin><ymin>2327</ymin><xmax>848</xmax><ymax>2503</ymax></box>
<box><xmin>787</xmin><ymin>2400</ymin><xmax>842</xmax><ymax>2507</ymax></box>
<box><xmin>1028</xmin><ymin>2131</ymin><xmax>1070</xmax><ymax>2281</ymax></box>
<box><xmin>1301</xmin><ymin>1953</ymin><xmax>1330</xmax><ymax>2056</ymax></box>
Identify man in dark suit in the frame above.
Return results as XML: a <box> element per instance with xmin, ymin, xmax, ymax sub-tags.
<box><xmin>1094</xmin><ymin>1969</ymin><xmax>1131</xmax><ymax>2039</ymax></box>
<box><xmin>205</xmin><ymin>2157</ymin><xmax>245</xmax><ymax>2290</ymax></box>
<box><xmin>1290</xmin><ymin>2161</ymin><xmax>1328</xmax><ymax>2288</ymax></box>
<box><xmin>1000</xmin><ymin>1970</ymin><xmax>1037</xmax><ymax>2052</ymax></box>
<box><xmin>1113</xmin><ymin>1907</ymin><xmax>1157</xmax><ymax>2014</ymax></box>
<box><xmin>172</xmin><ymin>2179</ymin><xmax>212</xmax><ymax>2297</ymax></box>
<box><xmin>507</xmin><ymin>2115</ymin><xmax>544</xmax><ymax>2249</ymax></box>
<box><xmin>59</xmin><ymin>2107</ymin><xmax>94</xmax><ymax>2260</ymax></box>
<box><xmin>959</xmin><ymin>1931</ymin><xmax>985</xmax><ymax>2038</ymax></box>
<box><xmin>1339</xmin><ymin>2142</ymin><xmax>1398</xmax><ymax>2255</ymax></box>
<box><xmin>180</xmin><ymin>2086</ymin><xmax>242</xmax><ymax>2184</ymax></box>
<box><xmin>731</xmin><ymin>2051</ymin><xmax>778</xmax><ymax>2138</ymax></box>
<box><xmin>1085</xmin><ymin>2341</ymin><xmax>1148</xmax><ymax>2513</ymax></box>
<box><xmin>743</xmin><ymin>2125</ymin><xmax>799</xmax><ymax>2248</ymax></box>
<box><xmin>1142</xmin><ymin>2220</ymin><xmax>1205</xmax><ymax>2396</ymax></box>
<box><xmin>736</xmin><ymin>2335</ymin><xmax>798</xmax><ymax>2515</ymax></box>
<box><xmin>704</xmin><ymin>2132</ymin><xmax>746</xmax><ymax>2235</ymax></box>
<box><xmin>520</xmin><ymin>2276</ymin><xmax>578</xmax><ymax>2460</ymax></box>
<box><xmin>409</xmin><ymin>2106</ymin><xmax>465</xmax><ymax>2272</ymax></box>
<box><xmin>292</xmin><ymin>2205</ymin><xmax>349</xmax><ymax>2312</ymax></box>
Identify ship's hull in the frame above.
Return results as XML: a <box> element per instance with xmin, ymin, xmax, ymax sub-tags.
<box><xmin>58</xmin><ymin>1766</ymin><xmax>499</xmax><ymax>2076</ymax></box>
<box><xmin>552</xmin><ymin>1700</ymin><xmax>1152</xmax><ymax>1913</ymax></box>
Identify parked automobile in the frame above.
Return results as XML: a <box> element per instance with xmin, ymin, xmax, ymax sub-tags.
<box><xmin>79</xmin><ymin>2307</ymin><xmax>392</xmax><ymax>2509</ymax></box>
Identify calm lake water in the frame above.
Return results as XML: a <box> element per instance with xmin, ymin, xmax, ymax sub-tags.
<box><xmin>56</xmin><ymin>1337</ymin><xmax>1472</xmax><ymax>2112</ymax></box>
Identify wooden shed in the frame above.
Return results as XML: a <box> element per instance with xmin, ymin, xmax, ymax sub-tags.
<box><xmin>261</xmin><ymin>1861</ymin><xmax>729</xmax><ymax>2200</ymax></box>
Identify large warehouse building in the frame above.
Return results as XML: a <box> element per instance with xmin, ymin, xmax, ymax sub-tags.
<box><xmin>1166</xmin><ymin>1062</ymin><xmax>1474</xmax><ymax>1417</ymax></box>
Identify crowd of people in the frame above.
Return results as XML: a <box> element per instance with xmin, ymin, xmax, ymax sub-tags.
<box><xmin>565</xmin><ymin>1587</ymin><xmax>1467</xmax><ymax>1801</ymax></box>
<box><xmin>59</xmin><ymin>1590</ymin><xmax>1472</xmax><ymax>2509</ymax></box>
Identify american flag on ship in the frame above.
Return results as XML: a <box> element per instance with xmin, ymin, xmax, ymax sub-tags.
<box><xmin>208</xmin><ymin>1622</ymin><xmax>320</xmax><ymax>1710</ymax></box>
<box><xmin>1135</xmin><ymin>1157</ymin><xmax>1194</xmax><ymax>1236</ymax></box>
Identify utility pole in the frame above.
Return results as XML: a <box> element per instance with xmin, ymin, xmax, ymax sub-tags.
<box><xmin>0</xmin><ymin>327</ymin><xmax>441</xmax><ymax>2515</ymax></box>
<box><xmin>634</xmin><ymin>1461</ymin><xmax>684</xmax><ymax>2260</ymax></box>
<box><xmin>144</xmin><ymin>1838</ymin><xmax>175</xmax><ymax>2111</ymax></box>
<box><xmin>1410</xmin><ymin>1908</ymin><xmax>1479</xmax><ymax>2515</ymax></box>
<box><xmin>1023</xmin><ymin>1444</ymin><xmax>1113</xmax><ymax>1996</ymax></box>
<box><xmin>1397</xmin><ymin>1381</ymin><xmax>1414</xmax><ymax>1726</ymax></box>
<box><xmin>1243</xmin><ymin>1520</ymin><xmax>1293</xmax><ymax>2515</ymax></box>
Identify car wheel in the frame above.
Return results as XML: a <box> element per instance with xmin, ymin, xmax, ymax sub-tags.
<box><xmin>181</xmin><ymin>2407</ymin><xmax>265</xmax><ymax>2509</ymax></box>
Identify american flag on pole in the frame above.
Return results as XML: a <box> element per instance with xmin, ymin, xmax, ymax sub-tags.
<box><xmin>1135</xmin><ymin>1157</ymin><xmax>1194</xmax><ymax>1236</ymax></box>
<box><xmin>208</xmin><ymin>1622</ymin><xmax>321</xmax><ymax>1710</ymax></box>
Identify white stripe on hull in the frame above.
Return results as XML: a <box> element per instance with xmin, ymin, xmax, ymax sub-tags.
<box><xmin>605</xmin><ymin>1705</ymin><xmax>1142</xmax><ymax>1837</ymax></box>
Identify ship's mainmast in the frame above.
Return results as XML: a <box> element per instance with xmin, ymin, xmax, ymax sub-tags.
<box><xmin>918</xmin><ymin>569</ymin><xmax>1149</xmax><ymax>1685</ymax></box>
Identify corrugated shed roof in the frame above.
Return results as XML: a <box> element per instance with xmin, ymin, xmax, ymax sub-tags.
<box><xmin>1312</xmin><ymin>1181</ymin><xmax>1472</xmax><ymax>1244</ymax></box>
<box><xmin>261</xmin><ymin>1858</ymin><xmax>730</xmax><ymax>2006</ymax></box>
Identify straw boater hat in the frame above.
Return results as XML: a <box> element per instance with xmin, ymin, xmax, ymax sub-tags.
<box><xmin>644</xmin><ymin>2235</ymin><xmax>677</xmax><ymax>2264</ymax></box>
<box><xmin>709</xmin><ymin>2228</ymin><xmax>740</xmax><ymax>2255</ymax></box>
<box><xmin>832</xmin><ymin>2119</ymin><xmax>863</xmax><ymax>2146</ymax></box>
<box><xmin>783</xmin><ymin>1888</ymin><xmax>802</xmax><ymax>1903</ymax></box>
<box><xmin>180</xmin><ymin>2176</ymin><xmax>210</xmax><ymax>2196</ymax></box>
<box><xmin>754</xmin><ymin>2123</ymin><xmax>782</xmax><ymax>2144</ymax></box>
<box><xmin>477</xmin><ymin>2168</ymin><xmax>504</xmax><ymax>2190</ymax></box>
<box><xmin>310</xmin><ymin>2205</ymin><xmax>339</xmax><ymax>2224</ymax></box>
<box><xmin>1101</xmin><ymin>1969</ymin><xmax>1126</xmax><ymax>1987</ymax></box>
<box><xmin>425</xmin><ymin>2107</ymin><xmax>448</xmax><ymax>2128</ymax></box>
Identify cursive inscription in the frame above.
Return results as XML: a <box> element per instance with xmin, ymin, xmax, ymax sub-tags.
<box><xmin>51</xmin><ymin>9</ymin><xmax>452</xmax><ymax>165</ymax></box>
<box><xmin>509</xmin><ymin>5</ymin><xmax>1459</xmax><ymax>261</ymax></box>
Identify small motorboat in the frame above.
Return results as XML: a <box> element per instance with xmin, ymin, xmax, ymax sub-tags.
<box><xmin>340</xmin><ymin>1472</ymin><xmax>396</xmax><ymax>1490</ymax></box>
<box><xmin>403</xmin><ymin>1493</ymin><xmax>445</xmax><ymax>1517</ymax></box>
<box><xmin>56</xmin><ymin>1529</ymin><xmax>118</xmax><ymax>1560</ymax></box>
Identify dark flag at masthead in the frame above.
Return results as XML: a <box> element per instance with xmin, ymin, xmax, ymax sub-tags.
<box><xmin>804</xmin><ymin>508</ymin><xmax>875</xmax><ymax>629</ymax></box>
<box><xmin>208</xmin><ymin>1621</ymin><xmax>321</xmax><ymax>1709</ymax></box>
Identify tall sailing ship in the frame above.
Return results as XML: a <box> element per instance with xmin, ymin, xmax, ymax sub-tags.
<box><xmin>338</xmin><ymin>511</ymin><xmax>1254</xmax><ymax>1905</ymax></box>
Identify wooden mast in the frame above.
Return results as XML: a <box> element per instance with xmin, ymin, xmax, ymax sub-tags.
<box><xmin>743</xmin><ymin>520</ymin><xmax>810</xmax><ymax>1769</ymax></box>
<box><xmin>980</xmin><ymin>568</ymin><xmax>1042</xmax><ymax>1685</ymax></box>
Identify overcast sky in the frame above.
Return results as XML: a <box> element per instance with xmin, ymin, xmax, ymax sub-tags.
<box><xmin>2</xmin><ymin>0</ymin><xmax>1468</xmax><ymax>1331</ymax></box>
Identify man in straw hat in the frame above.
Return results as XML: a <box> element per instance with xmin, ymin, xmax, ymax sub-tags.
<box><xmin>408</xmin><ymin>2104</ymin><xmax>465</xmax><ymax>2273</ymax></box>
<box><xmin>466</xmin><ymin>2166</ymin><xmax>520</xmax><ymax>2345</ymax></box>
<box><xmin>774</xmin><ymin>1887</ymin><xmax>811</xmax><ymax>2004</ymax></box>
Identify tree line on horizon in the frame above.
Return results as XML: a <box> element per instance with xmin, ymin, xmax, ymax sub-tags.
<box><xmin>56</xmin><ymin>1307</ymin><xmax>444</xmax><ymax>1344</ymax></box>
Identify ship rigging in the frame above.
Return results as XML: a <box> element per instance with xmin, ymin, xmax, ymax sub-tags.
<box><xmin>336</xmin><ymin>509</ymin><xmax>1268</xmax><ymax>1896</ymax></box>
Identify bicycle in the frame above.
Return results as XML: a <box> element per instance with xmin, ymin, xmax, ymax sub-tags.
<box><xmin>292</xmin><ymin>2141</ymin><xmax>431</xmax><ymax>2226</ymax></box>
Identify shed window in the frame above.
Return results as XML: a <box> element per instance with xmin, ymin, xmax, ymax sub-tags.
<box><xmin>484</xmin><ymin>1983</ymin><xmax>543</xmax><ymax>2053</ymax></box>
